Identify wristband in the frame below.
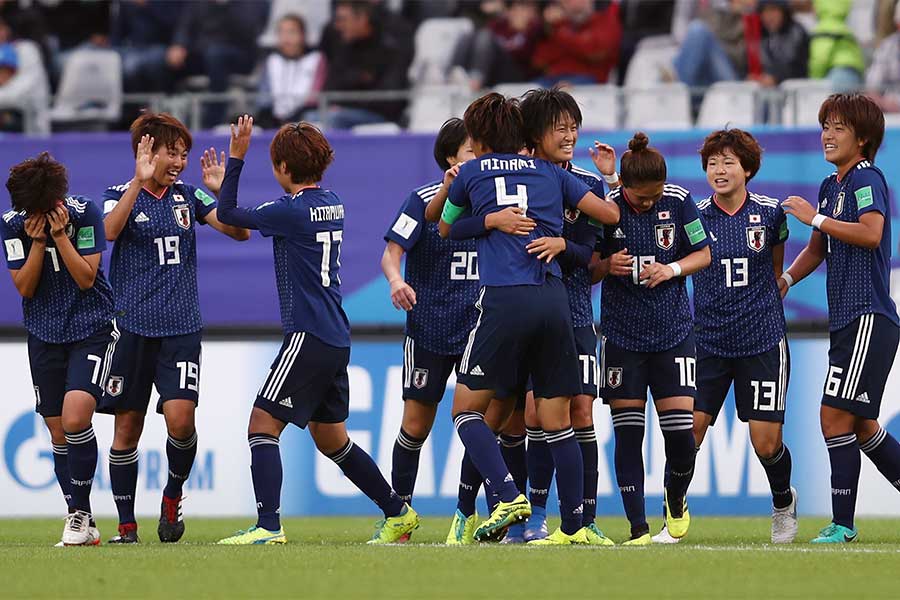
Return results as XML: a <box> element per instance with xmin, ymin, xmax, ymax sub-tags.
<box><xmin>602</xmin><ymin>171</ymin><xmax>619</xmax><ymax>185</ymax></box>
<box><xmin>811</xmin><ymin>214</ymin><xmax>827</xmax><ymax>230</ymax></box>
<box><xmin>667</xmin><ymin>262</ymin><xmax>682</xmax><ymax>277</ymax></box>
<box><xmin>781</xmin><ymin>271</ymin><xmax>794</xmax><ymax>287</ymax></box>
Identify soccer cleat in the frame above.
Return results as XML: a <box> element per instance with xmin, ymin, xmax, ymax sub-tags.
<box><xmin>664</xmin><ymin>489</ymin><xmax>690</xmax><ymax>539</ymax></box>
<box><xmin>158</xmin><ymin>495</ymin><xmax>185</xmax><ymax>543</ymax></box>
<box><xmin>61</xmin><ymin>510</ymin><xmax>95</xmax><ymax>546</ymax></box>
<box><xmin>771</xmin><ymin>487</ymin><xmax>799</xmax><ymax>544</ymax></box>
<box><xmin>523</xmin><ymin>506</ymin><xmax>548</xmax><ymax>542</ymax></box>
<box><xmin>527</xmin><ymin>527</ymin><xmax>589</xmax><ymax>545</ymax></box>
<box><xmin>57</xmin><ymin>525</ymin><xmax>101</xmax><ymax>547</ymax></box>
<box><xmin>367</xmin><ymin>504</ymin><xmax>420</xmax><ymax>545</ymax></box>
<box><xmin>622</xmin><ymin>532</ymin><xmax>652</xmax><ymax>546</ymax></box>
<box><xmin>108</xmin><ymin>523</ymin><xmax>140</xmax><ymax>544</ymax></box>
<box><xmin>474</xmin><ymin>494</ymin><xmax>531</xmax><ymax>542</ymax></box>
<box><xmin>446</xmin><ymin>509</ymin><xmax>478</xmax><ymax>545</ymax></box>
<box><xmin>811</xmin><ymin>522</ymin><xmax>858</xmax><ymax>544</ymax></box>
<box><xmin>651</xmin><ymin>524</ymin><xmax>681</xmax><ymax>544</ymax></box>
<box><xmin>583</xmin><ymin>522</ymin><xmax>615</xmax><ymax>546</ymax></box>
<box><xmin>217</xmin><ymin>525</ymin><xmax>286</xmax><ymax>545</ymax></box>
<box><xmin>500</xmin><ymin>523</ymin><xmax>526</xmax><ymax>544</ymax></box>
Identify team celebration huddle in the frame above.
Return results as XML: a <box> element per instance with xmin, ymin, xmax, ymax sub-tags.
<box><xmin>4</xmin><ymin>88</ymin><xmax>900</xmax><ymax>547</ymax></box>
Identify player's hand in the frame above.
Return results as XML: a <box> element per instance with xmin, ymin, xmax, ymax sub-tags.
<box><xmin>778</xmin><ymin>276</ymin><xmax>789</xmax><ymax>299</ymax></box>
<box><xmin>47</xmin><ymin>204</ymin><xmax>69</xmax><ymax>239</ymax></box>
<box><xmin>24</xmin><ymin>213</ymin><xmax>47</xmax><ymax>243</ymax></box>
<box><xmin>201</xmin><ymin>147</ymin><xmax>226</xmax><ymax>195</ymax></box>
<box><xmin>134</xmin><ymin>134</ymin><xmax>158</xmax><ymax>184</ymax></box>
<box><xmin>588</xmin><ymin>141</ymin><xmax>617</xmax><ymax>178</ymax></box>
<box><xmin>527</xmin><ymin>236</ymin><xmax>566</xmax><ymax>263</ymax></box>
<box><xmin>486</xmin><ymin>207</ymin><xmax>535</xmax><ymax>235</ymax></box>
<box><xmin>782</xmin><ymin>195</ymin><xmax>816</xmax><ymax>226</ymax></box>
<box><xmin>442</xmin><ymin>163</ymin><xmax>463</xmax><ymax>189</ymax></box>
<box><xmin>389</xmin><ymin>279</ymin><xmax>416</xmax><ymax>311</ymax></box>
<box><xmin>608</xmin><ymin>248</ymin><xmax>632</xmax><ymax>276</ymax></box>
<box><xmin>639</xmin><ymin>261</ymin><xmax>674</xmax><ymax>288</ymax></box>
<box><xmin>229</xmin><ymin>114</ymin><xmax>253</xmax><ymax>160</ymax></box>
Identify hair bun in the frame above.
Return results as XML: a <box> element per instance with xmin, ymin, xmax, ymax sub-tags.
<box><xmin>628</xmin><ymin>132</ymin><xmax>649</xmax><ymax>152</ymax></box>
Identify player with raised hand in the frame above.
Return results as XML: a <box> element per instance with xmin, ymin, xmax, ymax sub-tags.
<box><xmin>597</xmin><ymin>132</ymin><xmax>711</xmax><ymax>545</ymax></box>
<box><xmin>436</xmin><ymin>92</ymin><xmax>619</xmax><ymax>545</ymax></box>
<box><xmin>215</xmin><ymin>117</ymin><xmax>418</xmax><ymax>545</ymax></box>
<box><xmin>781</xmin><ymin>94</ymin><xmax>900</xmax><ymax>544</ymax></box>
<box><xmin>99</xmin><ymin>113</ymin><xmax>250</xmax><ymax>544</ymax></box>
<box><xmin>0</xmin><ymin>153</ymin><xmax>115</xmax><ymax>546</ymax></box>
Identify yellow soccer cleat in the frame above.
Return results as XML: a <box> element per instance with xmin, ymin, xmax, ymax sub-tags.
<box><xmin>217</xmin><ymin>525</ymin><xmax>286</xmax><ymax>545</ymax></box>
<box><xmin>621</xmin><ymin>533</ymin><xmax>652</xmax><ymax>546</ymax></box>
<box><xmin>446</xmin><ymin>509</ymin><xmax>478</xmax><ymax>545</ymax></box>
<box><xmin>664</xmin><ymin>490</ymin><xmax>691</xmax><ymax>539</ymax></box>
<box><xmin>527</xmin><ymin>527</ymin><xmax>590</xmax><ymax>545</ymax></box>
<box><xmin>584</xmin><ymin>523</ymin><xmax>615</xmax><ymax>546</ymax></box>
<box><xmin>474</xmin><ymin>494</ymin><xmax>531</xmax><ymax>542</ymax></box>
<box><xmin>367</xmin><ymin>504</ymin><xmax>420</xmax><ymax>544</ymax></box>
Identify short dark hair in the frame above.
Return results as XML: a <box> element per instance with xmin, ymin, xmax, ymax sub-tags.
<box><xmin>620</xmin><ymin>132</ymin><xmax>666</xmax><ymax>187</ymax></box>
<box><xmin>270</xmin><ymin>122</ymin><xmax>334</xmax><ymax>184</ymax></box>
<box><xmin>334</xmin><ymin>0</ymin><xmax>374</xmax><ymax>19</ymax></box>
<box><xmin>463</xmin><ymin>92</ymin><xmax>525</xmax><ymax>154</ymax></box>
<box><xmin>519</xmin><ymin>87</ymin><xmax>583</xmax><ymax>151</ymax></box>
<box><xmin>6</xmin><ymin>152</ymin><xmax>68</xmax><ymax>214</ymax></box>
<box><xmin>279</xmin><ymin>13</ymin><xmax>307</xmax><ymax>35</ymax></box>
<box><xmin>700</xmin><ymin>128</ymin><xmax>763</xmax><ymax>181</ymax></box>
<box><xmin>818</xmin><ymin>93</ymin><xmax>885</xmax><ymax>161</ymax></box>
<box><xmin>129</xmin><ymin>112</ymin><xmax>193</xmax><ymax>157</ymax></box>
<box><xmin>433</xmin><ymin>118</ymin><xmax>468</xmax><ymax>171</ymax></box>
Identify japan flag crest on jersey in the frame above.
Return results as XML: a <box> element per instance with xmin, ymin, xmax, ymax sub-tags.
<box><xmin>173</xmin><ymin>204</ymin><xmax>191</xmax><ymax>230</ymax></box>
<box><xmin>606</xmin><ymin>367</ymin><xmax>622</xmax><ymax>389</ymax></box>
<box><xmin>746</xmin><ymin>226</ymin><xmax>766</xmax><ymax>252</ymax></box>
<box><xmin>655</xmin><ymin>223</ymin><xmax>675</xmax><ymax>250</ymax></box>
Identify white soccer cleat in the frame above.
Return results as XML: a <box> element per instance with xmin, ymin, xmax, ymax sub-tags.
<box><xmin>55</xmin><ymin>525</ymin><xmax>100</xmax><ymax>547</ymax></box>
<box><xmin>771</xmin><ymin>487</ymin><xmax>799</xmax><ymax>544</ymax></box>
<box><xmin>651</xmin><ymin>524</ymin><xmax>681</xmax><ymax>544</ymax></box>
<box><xmin>61</xmin><ymin>510</ymin><xmax>96</xmax><ymax>546</ymax></box>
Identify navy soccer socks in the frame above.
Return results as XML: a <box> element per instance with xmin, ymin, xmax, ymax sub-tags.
<box><xmin>576</xmin><ymin>425</ymin><xmax>599</xmax><ymax>526</ymax></box>
<box><xmin>757</xmin><ymin>444</ymin><xmax>793</xmax><ymax>509</ymax></box>
<box><xmin>65</xmin><ymin>426</ymin><xmax>97</xmax><ymax>514</ymax></box>
<box><xmin>526</xmin><ymin>427</ymin><xmax>554</xmax><ymax>511</ymax></box>
<box><xmin>860</xmin><ymin>427</ymin><xmax>900</xmax><ymax>493</ymax></box>
<box><xmin>51</xmin><ymin>442</ymin><xmax>72</xmax><ymax>509</ymax></box>
<box><xmin>456</xmin><ymin>450</ymin><xmax>483</xmax><ymax>517</ymax></box>
<box><xmin>545</xmin><ymin>427</ymin><xmax>584</xmax><ymax>535</ymax></box>
<box><xmin>164</xmin><ymin>431</ymin><xmax>197</xmax><ymax>499</ymax></box>
<box><xmin>499</xmin><ymin>433</ymin><xmax>527</xmax><ymax>496</ymax></box>
<box><xmin>391</xmin><ymin>428</ymin><xmax>426</xmax><ymax>505</ymax></box>
<box><xmin>611</xmin><ymin>407</ymin><xmax>648</xmax><ymax>537</ymax></box>
<box><xmin>454</xmin><ymin>412</ymin><xmax>519</xmax><ymax>503</ymax></box>
<box><xmin>328</xmin><ymin>439</ymin><xmax>405</xmax><ymax>518</ymax></box>
<box><xmin>825</xmin><ymin>433</ymin><xmax>860</xmax><ymax>529</ymax></box>
<box><xmin>249</xmin><ymin>434</ymin><xmax>282</xmax><ymax>531</ymax></box>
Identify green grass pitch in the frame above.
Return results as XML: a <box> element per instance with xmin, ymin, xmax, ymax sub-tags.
<box><xmin>2</xmin><ymin>516</ymin><xmax>899</xmax><ymax>598</ymax></box>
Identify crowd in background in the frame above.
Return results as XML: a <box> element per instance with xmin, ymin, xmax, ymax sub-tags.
<box><xmin>0</xmin><ymin>0</ymin><xmax>899</xmax><ymax>131</ymax></box>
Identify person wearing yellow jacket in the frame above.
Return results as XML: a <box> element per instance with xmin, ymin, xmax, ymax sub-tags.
<box><xmin>809</xmin><ymin>0</ymin><xmax>865</xmax><ymax>91</ymax></box>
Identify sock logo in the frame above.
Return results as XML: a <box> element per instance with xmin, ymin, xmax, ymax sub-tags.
<box><xmin>832</xmin><ymin>488</ymin><xmax>853</xmax><ymax>496</ymax></box>
<box><xmin>619</xmin><ymin>485</ymin><xmax>636</xmax><ymax>492</ymax></box>
<box><xmin>573</xmin><ymin>504</ymin><xmax>583</xmax><ymax>515</ymax></box>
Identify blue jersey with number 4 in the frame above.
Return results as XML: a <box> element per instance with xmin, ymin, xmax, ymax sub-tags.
<box><xmin>445</xmin><ymin>154</ymin><xmax>590</xmax><ymax>287</ymax></box>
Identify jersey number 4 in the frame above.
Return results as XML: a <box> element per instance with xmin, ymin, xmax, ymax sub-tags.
<box><xmin>316</xmin><ymin>230</ymin><xmax>343</xmax><ymax>287</ymax></box>
<box><xmin>494</xmin><ymin>177</ymin><xmax>528</xmax><ymax>210</ymax></box>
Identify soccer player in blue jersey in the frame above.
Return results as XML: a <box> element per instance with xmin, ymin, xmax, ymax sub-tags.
<box><xmin>657</xmin><ymin>129</ymin><xmax>796</xmax><ymax>544</ymax></box>
<box><xmin>1</xmin><ymin>153</ymin><xmax>116</xmax><ymax>546</ymax></box>
<box><xmin>436</xmin><ymin>92</ymin><xmax>620</xmax><ymax>545</ymax></box>
<box><xmin>215</xmin><ymin>117</ymin><xmax>419</xmax><ymax>545</ymax></box>
<box><xmin>781</xmin><ymin>94</ymin><xmax>900</xmax><ymax>544</ymax></box>
<box><xmin>596</xmin><ymin>132</ymin><xmax>711</xmax><ymax>545</ymax></box>
<box><xmin>99</xmin><ymin>113</ymin><xmax>250</xmax><ymax>544</ymax></box>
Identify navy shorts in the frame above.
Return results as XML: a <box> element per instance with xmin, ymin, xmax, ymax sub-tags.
<box><xmin>255</xmin><ymin>332</ymin><xmax>351</xmax><ymax>428</ymax></box>
<box><xmin>822</xmin><ymin>314</ymin><xmax>899</xmax><ymax>419</ymax></box>
<box><xmin>458</xmin><ymin>278</ymin><xmax>580</xmax><ymax>400</ymax></box>
<box><xmin>28</xmin><ymin>323</ymin><xmax>117</xmax><ymax>418</ymax></box>
<box><xmin>695</xmin><ymin>338</ymin><xmax>790</xmax><ymax>424</ymax></box>
<box><xmin>401</xmin><ymin>336</ymin><xmax>459</xmax><ymax>404</ymax></box>
<box><xmin>600</xmin><ymin>332</ymin><xmax>697</xmax><ymax>402</ymax></box>
<box><xmin>574</xmin><ymin>325</ymin><xmax>599</xmax><ymax>398</ymax></box>
<box><xmin>98</xmin><ymin>327</ymin><xmax>202</xmax><ymax>415</ymax></box>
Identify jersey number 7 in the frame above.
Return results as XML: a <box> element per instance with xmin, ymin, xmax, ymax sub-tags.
<box><xmin>316</xmin><ymin>230</ymin><xmax>343</xmax><ymax>287</ymax></box>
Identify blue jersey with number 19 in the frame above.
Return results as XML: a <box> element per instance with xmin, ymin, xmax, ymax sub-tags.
<box><xmin>445</xmin><ymin>154</ymin><xmax>590</xmax><ymax>286</ymax></box>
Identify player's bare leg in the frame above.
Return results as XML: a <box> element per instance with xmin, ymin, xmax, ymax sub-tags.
<box><xmin>60</xmin><ymin>390</ymin><xmax>99</xmax><ymax>546</ymax></box>
<box><xmin>108</xmin><ymin>410</ymin><xmax>144</xmax><ymax>543</ymax></box>
<box><xmin>158</xmin><ymin>400</ymin><xmax>197</xmax><ymax>542</ymax></box>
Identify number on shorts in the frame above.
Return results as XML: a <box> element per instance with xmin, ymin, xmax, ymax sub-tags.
<box><xmin>450</xmin><ymin>251</ymin><xmax>478</xmax><ymax>280</ymax></box>
<box><xmin>154</xmin><ymin>236</ymin><xmax>181</xmax><ymax>265</ymax></box>
<box><xmin>824</xmin><ymin>365</ymin><xmax>844</xmax><ymax>397</ymax></box>
<box><xmin>177</xmin><ymin>360</ymin><xmax>199</xmax><ymax>392</ymax></box>
<box><xmin>494</xmin><ymin>177</ymin><xmax>528</xmax><ymax>210</ymax></box>
<box><xmin>675</xmin><ymin>356</ymin><xmax>696</xmax><ymax>388</ymax></box>
<box><xmin>751</xmin><ymin>380</ymin><xmax>777</xmax><ymax>411</ymax></box>
<box><xmin>86</xmin><ymin>354</ymin><xmax>102</xmax><ymax>385</ymax></box>
<box><xmin>579</xmin><ymin>354</ymin><xmax>597</xmax><ymax>386</ymax></box>
<box><xmin>721</xmin><ymin>257</ymin><xmax>749</xmax><ymax>288</ymax></box>
<box><xmin>632</xmin><ymin>255</ymin><xmax>656</xmax><ymax>285</ymax></box>
<box><xmin>45</xmin><ymin>247</ymin><xmax>60</xmax><ymax>272</ymax></box>
<box><xmin>316</xmin><ymin>230</ymin><xmax>343</xmax><ymax>287</ymax></box>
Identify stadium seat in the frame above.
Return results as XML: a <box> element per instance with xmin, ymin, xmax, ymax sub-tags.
<box><xmin>569</xmin><ymin>85</ymin><xmax>620</xmax><ymax>130</ymax></box>
<box><xmin>780</xmin><ymin>78</ymin><xmax>833</xmax><ymax>127</ymax></box>
<box><xmin>408</xmin><ymin>84</ymin><xmax>473</xmax><ymax>132</ymax></box>
<box><xmin>624</xmin><ymin>83</ymin><xmax>692</xmax><ymax>130</ymax></box>
<box><xmin>696</xmin><ymin>81</ymin><xmax>761</xmax><ymax>128</ymax></box>
<box><xmin>624</xmin><ymin>35</ymin><xmax>679</xmax><ymax>89</ymax></box>
<box><xmin>408</xmin><ymin>18</ymin><xmax>474</xmax><ymax>87</ymax></box>
<box><xmin>847</xmin><ymin>0</ymin><xmax>876</xmax><ymax>49</ymax></box>
<box><xmin>49</xmin><ymin>48</ymin><xmax>122</xmax><ymax>128</ymax></box>
<box><xmin>258</xmin><ymin>0</ymin><xmax>332</xmax><ymax>48</ymax></box>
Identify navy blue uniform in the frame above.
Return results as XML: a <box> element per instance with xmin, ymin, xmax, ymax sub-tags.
<box><xmin>1</xmin><ymin>197</ymin><xmax>117</xmax><ymax>416</ymax></box>
<box><xmin>599</xmin><ymin>184</ymin><xmax>710</xmax><ymax>401</ymax></box>
<box><xmin>444</xmin><ymin>154</ymin><xmax>590</xmax><ymax>398</ymax></box>
<box><xmin>385</xmin><ymin>181</ymin><xmax>479</xmax><ymax>403</ymax></box>
<box><xmin>693</xmin><ymin>192</ymin><xmax>790</xmax><ymax>423</ymax></box>
<box><xmin>99</xmin><ymin>181</ymin><xmax>216</xmax><ymax>413</ymax></box>
<box><xmin>817</xmin><ymin>161</ymin><xmax>899</xmax><ymax>418</ymax></box>
<box><xmin>219</xmin><ymin>158</ymin><xmax>351</xmax><ymax>427</ymax></box>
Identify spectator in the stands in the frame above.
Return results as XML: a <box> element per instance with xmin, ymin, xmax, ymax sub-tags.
<box><xmin>450</xmin><ymin>0</ymin><xmax>542</xmax><ymax>91</ymax></box>
<box><xmin>111</xmin><ymin>0</ymin><xmax>182</xmax><ymax>93</ymax></box>
<box><xmin>0</xmin><ymin>15</ymin><xmax>50</xmax><ymax>133</ymax></box>
<box><xmin>531</xmin><ymin>0</ymin><xmax>621</xmax><ymax>86</ymax></box>
<box><xmin>808</xmin><ymin>0</ymin><xmax>865</xmax><ymax>91</ymax></box>
<box><xmin>866</xmin><ymin>2</ymin><xmax>900</xmax><ymax>112</ymax></box>
<box><xmin>256</xmin><ymin>14</ymin><xmax>326</xmax><ymax>128</ymax></box>
<box><xmin>311</xmin><ymin>0</ymin><xmax>413</xmax><ymax>130</ymax></box>
<box><xmin>617</xmin><ymin>0</ymin><xmax>675</xmax><ymax>86</ymax></box>
<box><xmin>754</xmin><ymin>0</ymin><xmax>808</xmax><ymax>86</ymax></box>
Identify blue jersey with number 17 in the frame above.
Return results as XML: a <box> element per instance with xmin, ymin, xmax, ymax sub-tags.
<box><xmin>446</xmin><ymin>154</ymin><xmax>590</xmax><ymax>286</ymax></box>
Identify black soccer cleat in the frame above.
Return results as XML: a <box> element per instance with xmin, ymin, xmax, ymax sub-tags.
<box><xmin>158</xmin><ymin>495</ymin><xmax>185</xmax><ymax>543</ymax></box>
<box><xmin>108</xmin><ymin>523</ymin><xmax>140</xmax><ymax>544</ymax></box>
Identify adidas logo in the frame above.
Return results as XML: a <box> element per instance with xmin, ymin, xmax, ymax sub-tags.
<box><xmin>854</xmin><ymin>392</ymin><xmax>870</xmax><ymax>404</ymax></box>
<box><xmin>613</xmin><ymin>228</ymin><xmax>626</xmax><ymax>239</ymax></box>
<box><xmin>573</xmin><ymin>504</ymin><xmax>583</xmax><ymax>515</ymax></box>
<box><xmin>470</xmin><ymin>365</ymin><xmax>484</xmax><ymax>376</ymax></box>
<box><xmin>135</xmin><ymin>212</ymin><xmax>150</xmax><ymax>223</ymax></box>
<box><xmin>503</xmin><ymin>473</ymin><xmax>514</xmax><ymax>483</ymax></box>
<box><xmin>279</xmin><ymin>397</ymin><xmax>293</xmax><ymax>408</ymax></box>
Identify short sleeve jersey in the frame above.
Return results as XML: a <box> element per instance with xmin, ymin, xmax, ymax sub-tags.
<box><xmin>446</xmin><ymin>154</ymin><xmax>590</xmax><ymax>287</ymax></box>
<box><xmin>384</xmin><ymin>181</ymin><xmax>479</xmax><ymax>355</ymax></box>
<box><xmin>562</xmin><ymin>163</ymin><xmax>605</xmax><ymax>327</ymax></box>
<box><xmin>818</xmin><ymin>160</ymin><xmax>899</xmax><ymax>330</ymax></box>
<box><xmin>693</xmin><ymin>192</ymin><xmax>788</xmax><ymax>357</ymax></box>
<box><xmin>254</xmin><ymin>188</ymin><xmax>350</xmax><ymax>348</ymax></box>
<box><xmin>103</xmin><ymin>181</ymin><xmax>217</xmax><ymax>337</ymax></box>
<box><xmin>1</xmin><ymin>196</ymin><xmax>114</xmax><ymax>343</ymax></box>
<box><xmin>600</xmin><ymin>184</ymin><xmax>710</xmax><ymax>352</ymax></box>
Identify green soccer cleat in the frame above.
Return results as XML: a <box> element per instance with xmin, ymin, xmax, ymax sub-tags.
<box><xmin>622</xmin><ymin>532</ymin><xmax>652</xmax><ymax>546</ymax></box>
<box><xmin>217</xmin><ymin>525</ymin><xmax>286</xmax><ymax>545</ymax></box>
<box><xmin>446</xmin><ymin>509</ymin><xmax>478</xmax><ymax>545</ymax></box>
<box><xmin>474</xmin><ymin>494</ymin><xmax>531</xmax><ymax>542</ymax></box>
<box><xmin>367</xmin><ymin>504</ymin><xmax>420</xmax><ymax>545</ymax></box>
<box><xmin>583</xmin><ymin>522</ymin><xmax>615</xmax><ymax>546</ymax></box>
<box><xmin>811</xmin><ymin>522</ymin><xmax>858</xmax><ymax>544</ymax></box>
<box><xmin>527</xmin><ymin>527</ymin><xmax>590</xmax><ymax>545</ymax></box>
<box><xmin>664</xmin><ymin>489</ymin><xmax>691</xmax><ymax>539</ymax></box>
